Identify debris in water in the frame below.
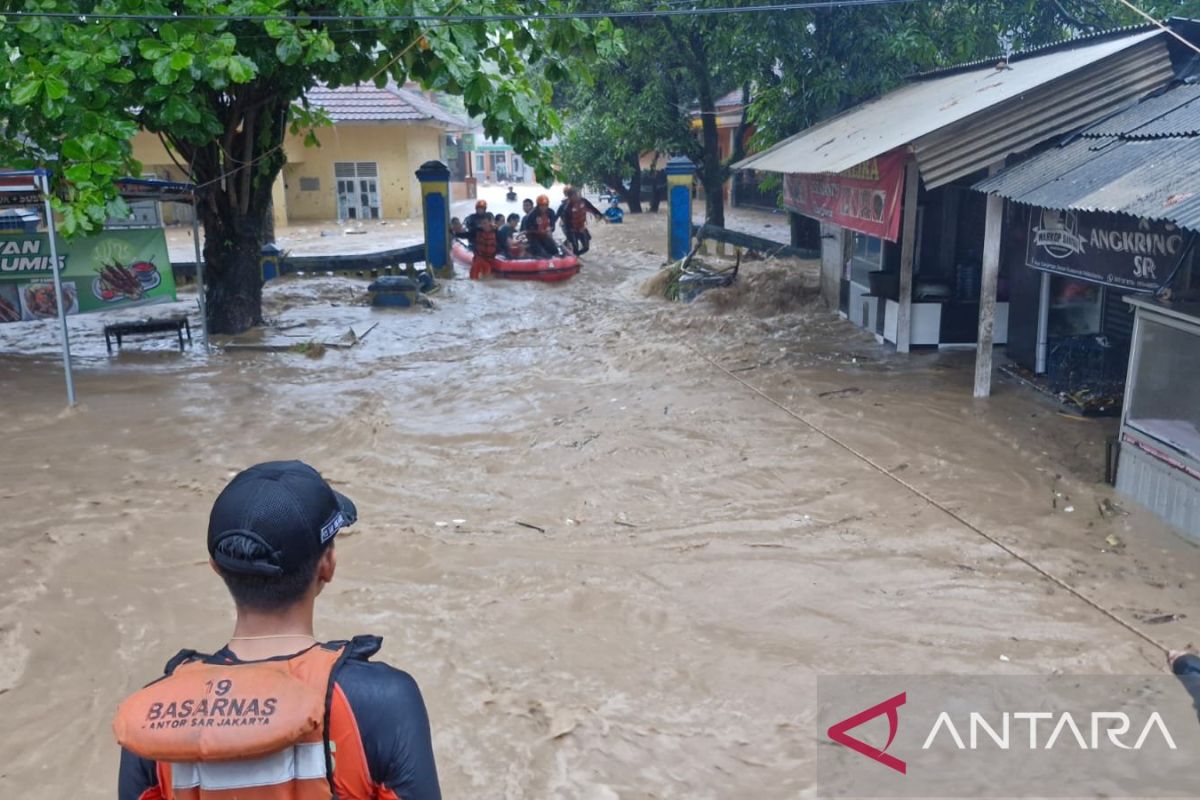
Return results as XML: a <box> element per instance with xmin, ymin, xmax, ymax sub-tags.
<box><xmin>1105</xmin><ymin>534</ymin><xmax>1124</xmax><ymax>549</ymax></box>
<box><xmin>452</xmin><ymin>519</ymin><xmax>466</xmax><ymax>526</ymax></box>
<box><xmin>1144</xmin><ymin>613</ymin><xmax>1185</xmax><ymax>625</ymax></box>
<box><xmin>999</xmin><ymin>654</ymin><xmax>1010</xmax><ymax>662</ymax></box>
<box><xmin>1097</xmin><ymin>498</ymin><xmax>1127</xmax><ymax>518</ymax></box>
<box><xmin>290</xmin><ymin>341</ymin><xmax>326</xmax><ymax>358</ymax></box>
<box><xmin>1064</xmin><ymin>505</ymin><xmax>1074</xmax><ymax>513</ymax></box>
<box><xmin>434</xmin><ymin>521</ymin><xmax>449</xmax><ymax>528</ymax></box>
<box><xmin>818</xmin><ymin>387</ymin><xmax>863</xmax><ymax>399</ymax></box>
<box><xmin>516</xmin><ymin>521</ymin><xmax>546</xmax><ymax>534</ymax></box>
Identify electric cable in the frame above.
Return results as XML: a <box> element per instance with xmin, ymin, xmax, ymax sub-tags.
<box><xmin>687</xmin><ymin>341</ymin><xmax>1174</xmax><ymax>656</ymax></box>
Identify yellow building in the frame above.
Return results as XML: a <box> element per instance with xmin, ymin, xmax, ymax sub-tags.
<box><xmin>131</xmin><ymin>83</ymin><xmax>469</xmax><ymax>228</ymax></box>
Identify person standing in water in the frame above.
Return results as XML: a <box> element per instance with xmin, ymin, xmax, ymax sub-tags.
<box><xmin>557</xmin><ymin>186</ymin><xmax>603</xmax><ymax>256</ymax></box>
<box><xmin>114</xmin><ymin>461</ymin><xmax>441</xmax><ymax>800</ymax></box>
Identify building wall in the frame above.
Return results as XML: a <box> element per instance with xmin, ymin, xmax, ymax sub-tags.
<box><xmin>283</xmin><ymin>124</ymin><xmax>442</xmax><ymax>222</ymax></box>
<box><xmin>132</xmin><ymin>124</ymin><xmax>446</xmax><ymax>226</ymax></box>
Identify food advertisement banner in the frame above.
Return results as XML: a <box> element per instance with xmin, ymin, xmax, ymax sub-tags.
<box><xmin>782</xmin><ymin>148</ymin><xmax>907</xmax><ymax>242</ymax></box>
<box><xmin>0</xmin><ymin>228</ymin><xmax>175</xmax><ymax>323</ymax></box>
<box><xmin>1024</xmin><ymin>207</ymin><xmax>1182</xmax><ymax>293</ymax></box>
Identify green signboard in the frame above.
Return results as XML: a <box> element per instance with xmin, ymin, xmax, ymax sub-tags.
<box><xmin>0</xmin><ymin>228</ymin><xmax>175</xmax><ymax>323</ymax></box>
<box><xmin>462</xmin><ymin>133</ymin><xmax>476</xmax><ymax>152</ymax></box>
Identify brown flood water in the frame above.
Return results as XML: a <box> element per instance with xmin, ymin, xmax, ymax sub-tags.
<box><xmin>1</xmin><ymin>212</ymin><xmax>1198</xmax><ymax>799</ymax></box>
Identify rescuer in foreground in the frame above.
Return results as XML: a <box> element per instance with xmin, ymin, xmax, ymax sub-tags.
<box><xmin>114</xmin><ymin>461</ymin><xmax>441</xmax><ymax>800</ymax></box>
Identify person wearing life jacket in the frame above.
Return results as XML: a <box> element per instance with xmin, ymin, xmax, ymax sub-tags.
<box><xmin>470</xmin><ymin>214</ymin><xmax>499</xmax><ymax>280</ymax></box>
<box><xmin>463</xmin><ymin>199</ymin><xmax>490</xmax><ymax>250</ymax></box>
<box><xmin>115</xmin><ymin>461</ymin><xmax>440</xmax><ymax>800</ymax></box>
<box><xmin>557</xmin><ymin>186</ymin><xmax>603</xmax><ymax>256</ymax></box>
<box><xmin>521</xmin><ymin>194</ymin><xmax>558</xmax><ymax>258</ymax></box>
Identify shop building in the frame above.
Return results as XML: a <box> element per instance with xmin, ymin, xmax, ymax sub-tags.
<box><xmin>973</xmin><ymin>73</ymin><xmax>1200</xmax><ymax>534</ymax></box>
<box><xmin>734</xmin><ymin>25</ymin><xmax>1191</xmax><ymax>397</ymax></box>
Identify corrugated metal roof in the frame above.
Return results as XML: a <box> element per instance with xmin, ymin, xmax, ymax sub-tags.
<box><xmin>1084</xmin><ymin>83</ymin><xmax>1200</xmax><ymax>138</ymax></box>
<box><xmin>974</xmin><ymin>135</ymin><xmax>1200</xmax><ymax>230</ymax></box>
<box><xmin>913</xmin><ymin>38</ymin><xmax>1172</xmax><ymax>187</ymax></box>
<box><xmin>303</xmin><ymin>83</ymin><xmax>469</xmax><ymax>128</ymax></box>
<box><xmin>734</xmin><ymin>29</ymin><xmax>1168</xmax><ymax>185</ymax></box>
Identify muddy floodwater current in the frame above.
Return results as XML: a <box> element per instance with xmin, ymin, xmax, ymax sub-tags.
<box><xmin>0</xmin><ymin>212</ymin><xmax>1197</xmax><ymax>799</ymax></box>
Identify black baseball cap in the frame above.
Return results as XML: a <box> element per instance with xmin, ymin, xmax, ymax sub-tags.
<box><xmin>207</xmin><ymin>461</ymin><xmax>357</xmax><ymax>577</ymax></box>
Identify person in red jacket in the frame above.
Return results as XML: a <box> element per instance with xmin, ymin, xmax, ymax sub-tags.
<box><xmin>557</xmin><ymin>186</ymin><xmax>603</xmax><ymax>256</ymax></box>
<box><xmin>470</xmin><ymin>214</ymin><xmax>499</xmax><ymax>279</ymax></box>
<box><xmin>115</xmin><ymin>461</ymin><xmax>441</xmax><ymax>800</ymax></box>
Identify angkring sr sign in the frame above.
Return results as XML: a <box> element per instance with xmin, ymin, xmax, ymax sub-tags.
<box><xmin>817</xmin><ymin>676</ymin><xmax>1200</xmax><ymax>797</ymax></box>
<box><xmin>1023</xmin><ymin>207</ymin><xmax>1188</xmax><ymax>293</ymax></box>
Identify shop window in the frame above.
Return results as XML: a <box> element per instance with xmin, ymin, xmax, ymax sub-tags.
<box><xmin>848</xmin><ymin>231</ymin><xmax>883</xmax><ymax>285</ymax></box>
<box><xmin>1126</xmin><ymin>318</ymin><xmax>1200</xmax><ymax>460</ymax></box>
<box><xmin>475</xmin><ymin>154</ymin><xmax>485</xmax><ymax>173</ymax></box>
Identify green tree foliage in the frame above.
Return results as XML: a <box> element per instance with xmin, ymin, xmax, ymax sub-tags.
<box><xmin>563</xmin><ymin>0</ymin><xmax>1200</xmax><ymax>229</ymax></box>
<box><xmin>0</xmin><ymin>2</ymin><xmax>618</xmax><ymax>333</ymax></box>
<box><xmin>557</xmin><ymin>34</ymin><xmax>697</xmax><ymax>212</ymax></box>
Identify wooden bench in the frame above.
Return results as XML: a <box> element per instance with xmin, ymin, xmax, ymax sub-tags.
<box><xmin>104</xmin><ymin>315</ymin><xmax>192</xmax><ymax>353</ymax></box>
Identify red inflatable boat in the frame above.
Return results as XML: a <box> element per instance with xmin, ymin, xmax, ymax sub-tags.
<box><xmin>452</xmin><ymin>241</ymin><xmax>580</xmax><ymax>282</ymax></box>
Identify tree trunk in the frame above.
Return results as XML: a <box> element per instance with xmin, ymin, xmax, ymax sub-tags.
<box><xmin>648</xmin><ymin>169</ymin><xmax>665</xmax><ymax>212</ymax></box>
<box><xmin>627</xmin><ymin>160</ymin><xmax>644</xmax><ymax>213</ymax></box>
<box><xmin>605</xmin><ymin>170</ymin><xmax>643</xmax><ymax>213</ymax></box>
<box><xmin>688</xmin><ymin>36</ymin><xmax>725</xmax><ymax>227</ymax></box>
<box><xmin>201</xmin><ymin>203</ymin><xmax>267</xmax><ymax>335</ymax></box>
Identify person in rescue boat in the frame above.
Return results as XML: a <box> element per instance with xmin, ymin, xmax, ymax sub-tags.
<box><xmin>556</xmin><ymin>186</ymin><xmax>603</xmax><ymax>256</ymax></box>
<box><xmin>115</xmin><ymin>461</ymin><xmax>441</xmax><ymax>800</ymax></box>
<box><xmin>497</xmin><ymin>212</ymin><xmax>522</xmax><ymax>257</ymax></box>
<box><xmin>521</xmin><ymin>194</ymin><xmax>558</xmax><ymax>258</ymax></box>
<box><xmin>470</xmin><ymin>213</ymin><xmax>499</xmax><ymax>280</ymax></box>
<box><xmin>463</xmin><ymin>199</ymin><xmax>491</xmax><ymax>250</ymax></box>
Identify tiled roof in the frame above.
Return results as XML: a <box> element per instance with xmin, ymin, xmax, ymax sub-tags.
<box><xmin>302</xmin><ymin>83</ymin><xmax>469</xmax><ymax>128</ymax></box>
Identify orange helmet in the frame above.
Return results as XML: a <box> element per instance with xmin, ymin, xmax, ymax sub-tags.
<box><xmin>475</xmin><ymin>199</ymin><xmax>487</xmax><ymax>210</ymax></box>
<box><xmin>536</xmin><ymin>194</ymin><xmax>549</xmax><ymax>206</ymax></box>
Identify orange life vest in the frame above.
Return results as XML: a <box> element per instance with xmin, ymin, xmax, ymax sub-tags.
<box><xmin>475</xmin><ymin>227</ymin><xmax>498</xmax><ymax>258</ymax></box>
<box><xmin>535</xmin><ymin>210</ymin><xmax>551</xmax><ymax>235</ymax></box>
<box><xmin>569</xmin><ymin>199</ymin><xmax>589</xmax><ymax>232</ymax></box>
<box><xmin>114</xmin><ymin>643</ymin><xmax>374</xmax><ymax>800</ymax></box>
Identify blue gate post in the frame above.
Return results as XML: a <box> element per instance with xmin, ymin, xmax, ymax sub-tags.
<box><xmin>416</xmin><ymin>160</ymin><xmax>453</xmax><ymax>279</ymax></box>
<box><xmin>666</xmin><ymin>156</ymin><xmax>696</xmax><ymax>261</ymax></box>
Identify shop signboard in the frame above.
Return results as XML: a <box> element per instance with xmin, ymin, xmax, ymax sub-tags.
<box><xmin>1024</xmin><ymin>207</ymin><xmax>1183</xmax><ymax>293</ymax></box>
<box><xmin>782</xmin><ymin>148</ymin><xmax>907</xmax><ymax>242</ymax></box>
<box><xmin>0</xmin><ymin>228</ymin><xmax>175</xmax><ymax>324</ymax></box>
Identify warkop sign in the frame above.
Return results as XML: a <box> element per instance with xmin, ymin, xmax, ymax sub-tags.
<box><xmin>1023</xmin><ymin>207</ymin><xmax>1185</xmax><ymax>292</ymax></box>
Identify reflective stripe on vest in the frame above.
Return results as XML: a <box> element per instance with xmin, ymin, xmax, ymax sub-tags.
<box><xmin>171</xmin><ymin>742</ymin><xmax>326</xmax><ymax>791</ymax></box>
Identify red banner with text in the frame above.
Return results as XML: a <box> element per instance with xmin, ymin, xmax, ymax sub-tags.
<box><xmin>782</xmin><ymin>149</ymin><xmax>907</xmax><ymax>242</ymax></box>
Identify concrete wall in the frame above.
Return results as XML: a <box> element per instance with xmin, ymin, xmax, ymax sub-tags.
<box><xmin>820</xmin><ymin>221</ymin><xmax>848</xmax><ymax>310</ymax></box>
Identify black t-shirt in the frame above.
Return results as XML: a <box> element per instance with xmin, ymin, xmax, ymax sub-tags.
<box><xmin>118</xmin><ymin>637</ymin><xmax>440</xmax><ymax>800</ymax></box>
